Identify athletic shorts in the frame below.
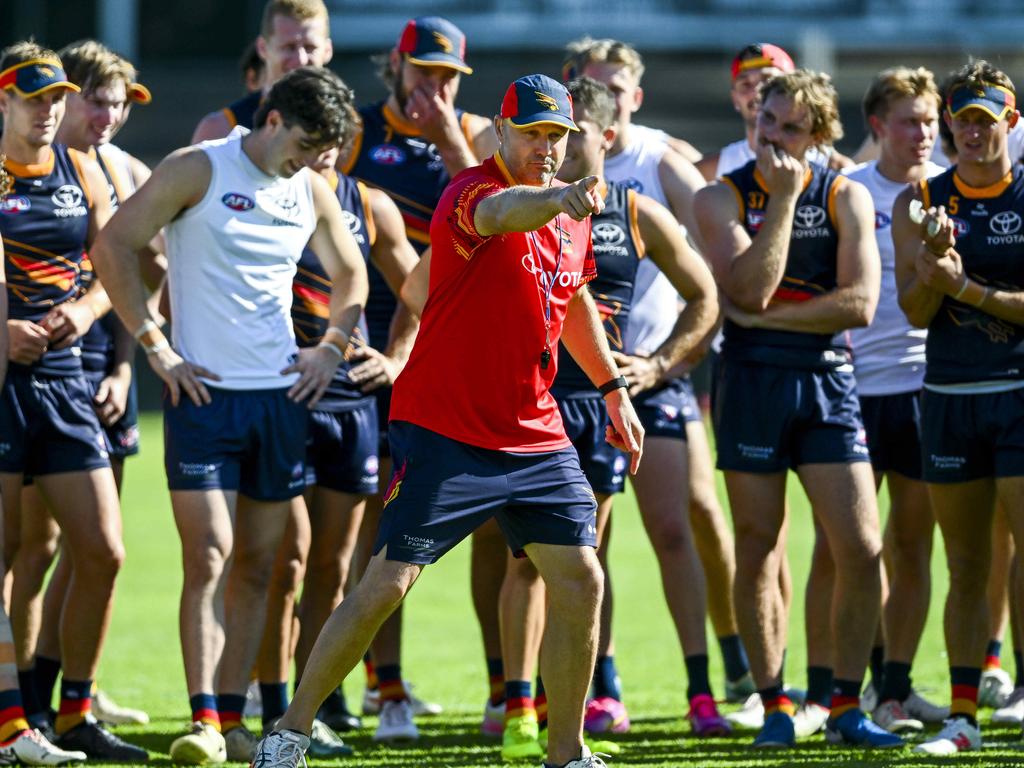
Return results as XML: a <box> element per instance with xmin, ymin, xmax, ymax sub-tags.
<box><xmin>374</xmin><ymin>387</ymin><xmax>392</xmax><ymax>459</ymax></box>
<box><xmin>713</xmin><ymin>358</ymin><xmax>870</xmax><ymax>473</ymax></box>
<box><xmin>374</xmin><ymin>421</ymin><xmax>598</xmax><ymax>565</ymax></box>
<box><xmin>633</xmin><ymin>377</ymin><xmax>700</xmax><ymax>440</ymax></box>
<box><xmin>920</xmin><ymin>387</ymin><xmax>1024</xmax><ymax>483</ymax></box>
<box><xmin>0</xmin><ymin>369</ymin><xmax>111</xmax><ymax>476</ymax></box>
<box><xmin>164</xmin><ymin>386</ymin><xmax>307</xmax><ymax>501</ymax></box>
<box><xmin>85</xmin><ymin>374</ymin><xmax>140</xmax><ymax>459</ymax></box>
<box><xmin>860</xmin><ymin>390</ymin><xmax>923</xmax><ymax>480</ymax></box>
<box><xmin>306</xmin><ymin>399</ymin><xmax>380</xmax><ymax>495</ymax></box>
<box><xmin>557</xmin><ymin>393</ymin><xmax>627</xmax><ymax>495</ymax></box>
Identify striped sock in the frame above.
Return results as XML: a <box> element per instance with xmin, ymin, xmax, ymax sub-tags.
<box><xmin>718</xmin><ymin>634</ymin><xmax>750</xmax><ymax>682</ymax></box>
<box><xmin>504</xmin><ymin>680</ymin><xmax>534</xmax><ymax>722</ymax></box>
<box><xmin>55</xmin><ymin>679</ymin><xmax>91</xmax><ymax>735</ymax></box>
<box><xmin>950</xmin><ymin>666</ymin><xmax>980</xmax><ymax>724</ymax></box>
<box><xmin>487</xmin><ymin>658</ymin><xmax>505</xmax><ymax>707</ymax></box>
<box><xmin>985</xmin><ymin>639</ymin><xmax>1003</xmax><ymax>670</ymax></box>
<box><xmin>216</xmin><ymin>693</ymin><xmax>245</xmax><ymax>733</ymax></box>
<box><xmin>828</xmin><ymin>678</ymin><xmax>861</xmax><ymax>720</ymax></box>
<box><xmin>535</xmin><ymin>676</ymin><xmax>547</xmax><ymax>730</ymax></box>
<box><xmin>806</xmin><ymin>666</ymin><xmax>833</xmax><ymax>708</ymax></box>
<box><xmin>376</xmin><ymin>665</ymin><xmax>406</xmax><ymax>703</ymax></box>
<box><xmin>0</xmin><ymin>689</ymin><xmax>29</xmax><ymax>743</ymax></box>
<box><xmin>259</xmin><ymin>682</ymin><xmax>288</xmax><ymax>727</ymax></box>
<box><xmin>759</xmin><ymin>685</ymin><xmax>795</xmax><ymax>717</ymax></box>
<box><xmin>190</xmin><ymin>693</ymin><xmax>220</xmax><ymax>730</ymax></box>
<box><xmin>364</xmin><ymin>654</ymin><xmax>378</xmax><ymax>691</ymax></box>
<box><xmin>684</xmin><ymin>654</ymin><xmax>711</xmax><ymax>699</ymax></box>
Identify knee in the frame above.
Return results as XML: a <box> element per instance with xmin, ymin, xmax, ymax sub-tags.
<box><xmin>734</xmin><ymin>522</ymin><xmax>781</xmax><ymax>565</ymax></box>
<box><xmin>946</xmin><ymin>550</ymin><xmax>990</xmax><ymax>597</ymax></box>
<box><xmin>647</xmin><ymin>518</ymin><xmax>692</xmax><ymax>560</ymax></box>
<box><xmin>184</xmin><ymin>543</ymin><xmax>230</xmax><ymax>588</ymax></box>
<box><xmin>269</xmin><ymin>550</ymin><xmax>306</xmax><ymax>597</ymax></box>
<box><xmin>546</xmin><ymin>551</ymin><xmax>603</xmax><ymax>607</ymax></box>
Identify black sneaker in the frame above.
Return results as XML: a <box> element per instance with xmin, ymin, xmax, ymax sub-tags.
<box><xmin>55</xmin><ymin>720</ymin><xmax>149</xmax><ymax>763</ymax></box>
<box><xmin>317</xmin><ymin>688</ymin><xmax>362</xmax><ymax>732</ymax></box>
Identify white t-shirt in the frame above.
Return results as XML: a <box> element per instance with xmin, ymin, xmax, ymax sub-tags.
<box><xmin>165</xmin><ymin>128</ymin><xmax>317</xmax><ymax>389</ymax></box>
<box><xmin>842</xmin><ymin>160</ymin><xmax>943</xmax><ymax>396</ymax></box>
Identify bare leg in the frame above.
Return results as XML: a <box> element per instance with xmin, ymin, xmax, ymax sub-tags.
<box><xmin>500</xmin><ymin>553</ymin><xmax>544</xmax><ymax>683</ymax></box>
<box><xmin>988</xmin><ymin>503</ymin><xmax>1012</xmax><ymax>656</ymax></box>
<box><xmin>471</xmin><ymin>520</ymin><xmax>507</xmax><ymax>665</ymax></box>
<box><xmin>10</xmin><ymin>488</ymin><xmax>59</xmax><ymax>671</ymax></box>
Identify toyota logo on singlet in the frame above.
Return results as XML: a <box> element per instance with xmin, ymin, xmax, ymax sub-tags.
<box><xmin>592</xmin><ymin>222</ymin><xmax>626</xmax><ymax>245</ymax></box>
<box><xmin>51</xmin><ymin>184</ymin><xmax>83</xmax><ymax>209</ymax></box>
<box><xmin>990</xmin><ymin>211</ymin><xmax>1022</xmax><ymax>235</ymax></box>
<box><xmin>794</xmin><ymin>205</ymin><xmax>827</xmax><ymax>229</ymax></box>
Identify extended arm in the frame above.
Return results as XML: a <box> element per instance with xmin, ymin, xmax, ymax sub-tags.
<box><xmin>475</xmin><ymin>174</ymin><xmax>603</xmax><ymax>235</ymax></box>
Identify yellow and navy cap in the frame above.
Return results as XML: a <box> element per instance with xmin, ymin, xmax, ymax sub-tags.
<box><xmin>397</xmin><ymin>16</ymin><xmax>472</xmax><ymax>75</ymax></box>
<box><xmin>731</xmin><ymin>43</ymin><xmax>795</xmax><ymax>81</ymax></box>
<box><xmin>500</xmin><ymin>74</ymin><xmax>578</xmax><ymax>132</ymax></box>
<box><xmin>947</xmin><ymin>82</ymin><xmax>1016</xmax><ymax>121</ymax></box>
<box><xmin>0</xmin><ymin>58</ymin><xmax>80</xmax><ymax>98</ymax></box>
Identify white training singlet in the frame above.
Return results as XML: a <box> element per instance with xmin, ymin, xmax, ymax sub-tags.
<box><xmin>604</xmin><ymin>126</ymin><xmax>681</xmax><ymax>356</ymax></box>
<box><xmin>165</xmin><ymin>128</ymin><xmax>316</xmax><ymax>389</ymax></box>
<box><xmin>842</xmin><ymin>160</ymin><xmax>942</xmax><ymax>396</ymax></box>
<box><xmin>715</xmin><ymin>137</ymin><xmax>833</xmax><ymax>178</ymax></box>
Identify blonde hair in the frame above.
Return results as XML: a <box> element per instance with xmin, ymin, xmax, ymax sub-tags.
<box><xmin>945</xmin><ymin>59</ymin><xmax>1015</xmax><ymax>108</ymax></box>
<box><xmin>260</xmin><ymin>0</ymin><xmax>329</xmax><ymax>37</ymax></box>
<box><xmin>0</xmin><ymin>40</ymin><xmax>60</xmax><ymax>71</ymax></box>
<box><xmin>863</xmin><ymin>66</ymin><xmax>940</xmax><ymax>138</ymax></box>
<box><xmin>58</xmin><ymin>39</ymin><xmax>137</xmax><ymax>96</ymax></box>
<box><xmin>760</xmin><ymin>69</ymin><xmax>843</xmax><ymax>144</ymax></box>
<box><xmin>562</xmin><ymin>37</ymin><xmax>644</xmax><ymax>83</ymax></box>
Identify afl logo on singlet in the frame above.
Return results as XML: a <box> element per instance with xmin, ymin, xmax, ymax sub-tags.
<box><xmin>51</xmin><ymin>185</ymin><xmax>87</xmax><ymax>217</ymax></box>
<box><xmin>620</xmin><ymin>178</ymin><xmax>644</xmax><ymax>193</ymax></box>
<box><xmin>222</xmin><ymin>193</ymin><xmax>255</xmax><ymax>212</ymax></box>
<box><xmin>593</xmin><ymin>222</ymin><xmax>626</xmax><ymax>245</ymax></box>
<box><xmin>875</xmin><ymin>211</ymin><xmax>891</xmax><ymax>230</ymax></box>
<box><xmin>949</xmin><ymin>217</ymin><xmax>970</xmax><ymax>237</ymax></box>
<box><xmin>370</xmin><ymin>145</ymin><xmax>406</xmax><ymax>165</ymax></box>
<box><xmin>0</xmin><ymin>196</ymin><xmax>30</xmax><ymax>214</ymax></box>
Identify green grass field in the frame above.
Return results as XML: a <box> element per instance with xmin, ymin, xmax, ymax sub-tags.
<box><xmin>93</xmin><ymin>414</ymin><xmax>1024</xmax><ymax>766</ymax></box>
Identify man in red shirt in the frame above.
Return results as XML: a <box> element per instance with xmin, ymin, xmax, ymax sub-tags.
<box><xmin>253</xmin><ymin>74</ymin><xmax>643</xmax><ymax>768</ymax></box>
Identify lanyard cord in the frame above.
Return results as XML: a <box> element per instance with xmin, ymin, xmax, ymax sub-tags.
<box><xmin>528</xmin><ymin>215</ymin><xmax>565</xmax><ymax>369</ymax></box>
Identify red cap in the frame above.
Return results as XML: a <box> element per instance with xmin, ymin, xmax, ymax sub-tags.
<box><xmin>730</xmin><ymin>43</ymin><xmax>795</xmax><ymax>81</ymax></box>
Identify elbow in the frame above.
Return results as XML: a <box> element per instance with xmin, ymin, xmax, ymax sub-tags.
<box><xmin>730</xmin><ymin>289</ymin><xmax>771</xmax><ymax>315</ymax></box>
<box><xmin>897</xmin><ymin>297</ymin><xmax>931</xmax><ymax>329</ymax></box>
<box><xmin>846</xmin><ymin>289</ymin><xmax>877</xmax><ymax>329</ymax></box>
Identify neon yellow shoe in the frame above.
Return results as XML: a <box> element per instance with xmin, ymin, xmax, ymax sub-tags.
<box><xmin>538</xmin><ymin>729</ymin><xmax>622</xmax><ymax>756</ymax></box>
<box><xmin>501</xmin><ymin>714</ymin><xmax>543</xmax><ymax>761</ymax></box>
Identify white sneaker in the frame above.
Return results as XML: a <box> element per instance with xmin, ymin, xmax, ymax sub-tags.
<box><xmin>562</xmin><ymin>745</ymin><xmax>609</xmax><ymax>767</ymax></box>
<box><xmin>792</xmin><ymin>702</ymin><xmax>829</xmax><ymax>738</ymax></box>
<box><xmin>244</xmin><ymin>679</ymin><xmax>262</xmax><ymax>718</ymax></box>
<box><xmin>860</xmin><ymin>680</ymin><xmax>879</xmax><ymax>713</ymax></box>
<box><xmin>979</xmin><ymin>667</ymin><xmax>1014</xmax><ymax>708</ymax></box>
<box><xmin>902</xmin><ymin>689</ymin><xmax>949</xmax><ymax>723</ymax></box>
<box><xmin>169</xmin><ymin>722</ymin><xmax>227</xmax><ymax>765</ymax></box>
<box><xmin>913</xmin><ymin>717</ymin><xmax>981</xmax><ymax>755</ymax></box>
<box><xmin>481</xmin><ymin>699</ymin><xmax>504</xmax><ymax>737</ymax></box>
<box><xmin>250</xmin><ymin>730</ymin><xmax>310</xmax><ymax>768</ymax></box>
<box><xmin>224</xmin><ymin>724</ymin><xmax>259</xmax><ymax>762</ymax></box>
<box><xmin>993</xmin><ymin>686</ymin><xmax>1024</xmax><ymax>724</ymax></box>
<box><xmin>363</xmin><ymin>683</ymin><xmax>441</xmax><ymax>717</ymax></box>
<box><xmin>0</xmin><ymin>729</ymin><xmax>86</xmax><ymax>766</ymax></box>
<box><xmin>872</xmin><ymin>699</ymin><xmax>923</xmax><ymax>733</ymax></box>
<box><xmin>91</xmin><ymin>690</ymin><xmax>150</xmax><ymax>726</ymax></box>
<box><xmin>373</xmin><ymin>700</ymin><xmax>419</xmax><ymax>743</ymax></box>
<box><xmin>726</xmin><ymin>692</ymin><xmax>764</xmax><ymax>729</ymax></box>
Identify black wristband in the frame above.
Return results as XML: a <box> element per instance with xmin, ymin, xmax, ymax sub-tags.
<box><xmin>598</xmin><ymin>376</ymin><xmax>628</xmax><ymax>396</ymax></box>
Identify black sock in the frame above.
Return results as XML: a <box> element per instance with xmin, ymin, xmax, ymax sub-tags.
<box><xmin>684</xmin><ymin>654</ymin><xmax>711</xmax><ymax>700</ymax></box>
<box><xmin>879</xmin><ymin>661</ymin><xmax>912</xmax><ymax>703</ymax></box>
<box><xmin>33</xmin><ymin>656</ymin><xmax>61</xmax><ymax>714</ymax></box>
<box><xmin>18</xmin><ymin>668</ymin><xmax>42</xmax><ymax>718</ymax></box>
<box><xmin>806</xmin><ymin>666</ymin><xmax>833</xmax><ymax>707</ymax></box>
<box><xmin>1015</xmin><ymin>650</ymin><xmax>1024</xmax><ymax>688</ymax></box>
<box><xmin>869</xmin><ymin>646</ymin><xmax>885</xmax><ymax>689</ymax></box>
<box><xmin>718</xmin><ymin>634</ymin><xmax>750</xmax><ymax>682</ymax></box>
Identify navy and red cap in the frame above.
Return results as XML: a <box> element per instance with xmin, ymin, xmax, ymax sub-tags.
<box><xmin>500</xmin><ymin>74</ymin><xmax>578</xmax><ymax>132</ymax></box>
<box><xmin>731</xmin><ymin>43</ymin><xmax>795</xmax><ymax>81</ymax></box>
<box><xmin>947</xmin><ymin>82</ymin><xmax>1016</xmax><ymax>121</ymax></box>
<box><xmin>0</xmin><ymin>58</ymin><xmax>80</xmax><ymax>98</ymax></box>
<box><xmin>397</xmin><ymin>16</ymin><xmax>472</xmax><ymax>75</ymax></box>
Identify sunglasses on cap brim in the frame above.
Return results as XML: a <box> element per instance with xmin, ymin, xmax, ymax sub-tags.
<box><xmin>0</xmin><ymin>59</ymin><xmax>80</xmax><ymax>98</ymax></box>
<box><xmin>947</xmin><ymin>84</ymin><xmax>1016</xmax><ymax>121</ymax></box>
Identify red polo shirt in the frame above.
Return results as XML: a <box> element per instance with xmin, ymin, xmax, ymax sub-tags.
<box><xmin>390</xmin><ymin>153</ymin><xmax>596</xmax><ymax>452</ymax></box>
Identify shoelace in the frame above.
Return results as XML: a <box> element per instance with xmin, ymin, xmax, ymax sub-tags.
<box><xmin>582</xmin><ymin>752</ymin><xmax>611</xmax><ymax>767</ymax></box>
<box><xmin>253</xmin><ymin>736</ymin><xmax>307</xmax><ymax>768</ymax></box>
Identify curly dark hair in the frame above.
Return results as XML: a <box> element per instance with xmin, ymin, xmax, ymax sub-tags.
<box><xmin>253</xmin><ymin>66</ymin><xmax>359</xmax><ymax>149</ymax></box>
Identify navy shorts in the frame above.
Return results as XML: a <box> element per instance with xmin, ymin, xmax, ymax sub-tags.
<box><xmin>633</xmin><ymin>377</ymin><xmax>700</xmax><ymax>440</ymax></box>
<box><xmin>0</xmin><ymin>369</ymin><xmax>111</xmax><ymax>476</ymax></box>
<box><xmin>86</xmin><ymin>374</ymin><xmax>140</xmax><ymax>459</ymax></box>
<box><xmin>374</xmin><ymin>387</ymin><xmax>392</xmax><ymax>459</ymax></box>
<box><xmin>860</xmin><ymin>390</ymin><xmax>923</xmax><ymax>480</ymax></box>
<box><xmin>374</xmin><ymin>421</ymin><xmax>598</xmax><ymax>565</ymax></box>
<box><xmin>921</xmin><ymin>387</ymin><xmax>1024</xmax><ymax>483</ymax></box>
<box><xmin>713</xmin><ymin>358</ymin><xmax>870</xmax><ymax>473</ymax></box>
<box><xmin>164</xmin><ymin>386</ymin><xmax>307</xmax><ymax>501</ymax></box>
<box><xmin>306</xmin><ymin>399</ymin><xmax>380</xmax><ymax>495</ymax></box>
<box><xmin>557</xmin><ymin>393</ymin><xmax>627</xmax><ymax>495</ymax></box>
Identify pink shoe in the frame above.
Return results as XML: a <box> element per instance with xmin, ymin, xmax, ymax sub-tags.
<box><xmin>481</xmin><ymin>699</ymin><xmax>504</xmax><ymax>737</ymax></box>
<box><xmin>584</xmin><ymin>696</ymin><xmax>631</xmax><ymax>734</ymax></box>
<box><xmin>688</xmin><ymin>693</ymin><xmax>732</xmax><ymax>737</ymax></box>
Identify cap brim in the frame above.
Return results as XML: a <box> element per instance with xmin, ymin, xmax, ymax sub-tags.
<box><xmin>406</xmin><ymin>54</ymin><xmax>472</xmax><ymax>75</ymax></box>
<box><xmin>128</xmin><ymin>82</ymin><xmax>152</xmax><ymax>104</ymax></box>
<box><xmin>949</xmin><ymin>100</ymin><xmax>1012</xmax><ymax>122</ymax></box>
<box><xmin>15</xmin><ymin>81</ymin><xmax>80</xmax><ymax>97</ymax></box>
<box><xmin>509</xmin><ymin>114</ymin><xmax>578</xmax><ymax>132</ymax></box>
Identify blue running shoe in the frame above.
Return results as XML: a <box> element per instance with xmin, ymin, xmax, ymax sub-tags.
<box><xmin>753</xmin><ymin>711</ymin><xmax>795</xmax><ymax>749</ymax></box>
<box><xmin>825</xmin><ymin>708</ymin><xmax>905</xmax><ymax>749</ymax></box>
